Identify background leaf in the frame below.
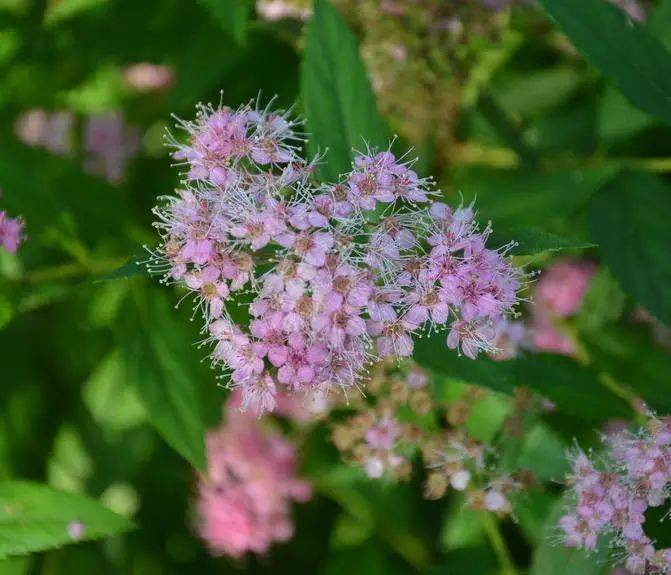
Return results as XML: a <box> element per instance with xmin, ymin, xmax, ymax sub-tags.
<box><xmin>198</xmin><ymin>0</ymin><xmax>253</xmax><ymax>44</ymax></box>
<box><xmin>119</xmin><ymin>287</ymin><xmax>208</xmax><ymax>470</ymax></box>
<box><xmin>536</xmin><ymin>0</ymin><xmax>671</xmax><ymax>125</ymax></box>
<box><xmin>0</xmin><ymin>481</ymin><xmax>133</xmax><ymax>559</ymax></box>
<box><xmin>589</xmin><ymin>172</ymin><xmax>671</xmax><ymax>326</ymax></box>
<box><xmin>414</xmin><ymin>334</ymin><xmax>631</xmax><ymax>423</ymax></box>
<box><xmin>301</xmin><ymin>0</ymin><xmax>387</xmax><ymax>181</ymax></box>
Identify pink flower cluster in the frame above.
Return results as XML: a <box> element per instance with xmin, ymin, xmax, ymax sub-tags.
<box><xmin>560</xmin><ymin>417</ymin><xmax>671</xmax><ymax>574</ymax></box>
<box><xmin>151</xmin><ymin>98</ymin><xmax>524</xmax><ymax>413</ymax></box>
<box><xmin>197</xmin><ymin>396</ymin><xmax>311</xmax><ymax>558</ymax></box>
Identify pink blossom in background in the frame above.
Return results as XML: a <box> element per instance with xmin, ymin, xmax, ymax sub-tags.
<box><xmin>529</xmin><ymin>314</ymin><xmax>576</xmax><ymax>356</ymax></box>
<box><xmin>196</xmin><ymin>398</ymin><xmax>311</xmax><ymax>558</ymax></box>
<box><xmin>256</xmin><ymin>0</ymin><xmax>311</xmax><ymax>21</ymax></box>
<box><xmin>0</xmin><ymin>210</ymin><xmax>24</xmax><ymax>254</ymax></box>
<box><xmin>534</xmin><ymin>258</ymin><xmax>596</xmax><ymax>317</ymax></box>
<box><xmin>123</xmin><ymin>63</ymin><xmax>174</xmax><ymax>93</ymax></box>
<box><xmin>14</xmin><ymin>108</ymin><xmax>73</xmax><ymax>156</ymax></box>
<box><xmin>84</xmin><ymin>112</ymin><xmax>140</xmax><ymax>184</ymax></box>
<box><xmin>610</xmin><ymin>0</ymin><xmax>647</xmax><ymax>22</ymax></box>
<box><xmin>528</xmin><ymin>258</ymin><xmax>596</xmax><ymax>356</ymax></box>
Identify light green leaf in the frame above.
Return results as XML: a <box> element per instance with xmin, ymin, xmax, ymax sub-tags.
<box><xmin>43</xmin><ymin>0</ymin><xmax>109</xmax><ymax>26</ymax></box>
<box><xmin>301</xmin><ymin>0</ymin><xmax>387</xmax><ymax>181</ymax></box>
<box><xmin>576</xmin><ymin>268</ymin><xmax>626</xmax><ymax>332</ymax></box>
<box><xmin>119</xmin><ymin>288</ymin><xmax>208</xmax><ymax>470</ymax></box>
<box><xmin>537</xmin><ymin>0</ymin><xmax>671</xmax><ymax>125</ymax></box>
<box><xmin>83</xmin><ymin>350</ymin><xmax>146</xmax><ymax>432</ymax></box>
<box><xmin>589</xmin><ymin>172</ymin><xmax>671</xmax><ymax>326</ymax></box>
<box><xmin>47</xmin><ymin>427</ymin><xmax>93</xmax><ymax>494</ymax></box>
<box><xmin>0</xmin><ymin>481</ymin><xmax>133</xmax><ymax>559</ymax></box>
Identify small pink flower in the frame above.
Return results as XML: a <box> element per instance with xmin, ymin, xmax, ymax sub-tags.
<box><xmin>0</xmin><ymin>211</ymin><xmax>25</xmax><ymax>253</ymax></box>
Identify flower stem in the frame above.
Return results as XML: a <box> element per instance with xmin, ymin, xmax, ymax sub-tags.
<box><xmin>22</xmin><ymin>256</ymin><xmax>128</xmax><ymax>284</ymax></box>
<box><xmin>481</xmin><ymin>512</ymin><xmax>519</xmax><ymax>575</ymax></box>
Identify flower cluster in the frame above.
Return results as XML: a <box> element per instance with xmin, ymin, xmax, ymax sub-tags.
<box><xmin>331</xmin><ymin>359</ymin><xmax>523</xmax><ymax>513</ymax></box>
<box><xmin>151</xmin><ymin>98</ymin><xmax>524</xmax><ymax>414</ymax></box>
<box><xmin>560</xmin><ymin>416</ymin><xmax>671</xmax><ymax>574</ymax></box>
<box><xmin>196</xmin><ymin>394</ymin><xmax>311</xmax><ymax>558</ymax></box>
<box><xmin>331</xmin><ymin>361</ymin><xmax>431</xmax><ymax>481</ymax></box>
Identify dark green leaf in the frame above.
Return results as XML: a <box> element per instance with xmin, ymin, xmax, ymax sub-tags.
<box><xmin>583</xmin><ymin>326</ymin><xmax>671</xmax><ymax>413</ymax></box>
<box><xmin>198</xmin><ymin>0</ymin><xmax>253</xmax><ymax>44</ymax></box>
<box><xmin>490</xmin><ymin>228</ymin><xmax>596</xmax><ymax>255</ymax></box>
<box><xmin>455</xmin><ymin>168</ymin><xmax>615</xmax><ymax>229</ymax></box>
<box><xmin>589</xmin><ymin>172</ymin><xmax>671</xmax><ymax>325</ymax></box>
<box><xmin>414</xmin><ymin>334</ymin><xmax>631</xmax><ymax>422</ymax></box>
<box><xmin>94</xmin><ymin>255</ymin><xmax>147</xmax><ymax>283</ymax></box>
<box><xmin>301</xmin><ymin>0</ymin><xmax>387</xmax><ymax>181</ymax></box>
<box><xmin>537</xmin><ymin>0</ymin><xmax>671</xmax><ymax>125</ymax></box>
<box><xmin>0</xmin><ymin>481</ymin><xmax>133</xmax><ymax>559</ymax></box>
<box><xmin>648</xmin><ymin>0</ymin><xmax>671</xmax><ymax>50</ymax></box>
<box><xmin>119</xmin><ymin>288</ymin><xmax>208</xmax><ymax>470</ymax></box>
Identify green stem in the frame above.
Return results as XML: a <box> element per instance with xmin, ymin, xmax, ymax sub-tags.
<box><xmin>481</xmin><ymin>512</ymin><xmax>519</xmax><ymax>575</ymax></box>
<box><xmin>477</xmin><ymin>93</ymin><xmax>539</xmax><ymax>168</ymax></box>
<box><xmin>22</xmin><ymin>256</ymin><xmax>128</xmax><ymax>284</ymax></box>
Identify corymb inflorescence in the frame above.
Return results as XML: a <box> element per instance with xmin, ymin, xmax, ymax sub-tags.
<box><xmin>149</xmin><ymin>95</ymin><xmax>525</xmax><ymax>414</ymax></box>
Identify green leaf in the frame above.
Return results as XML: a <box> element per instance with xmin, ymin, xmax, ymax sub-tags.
<box><xmin>455</xmin><ymin>168</ymin><xmax>615</xmax><ymax>229</ymax></box>
<box><xmin>198</xmin><ymin>0</ymin><xmax>252</xmax><ymax>44</ymax></box>
<box><xmin>513</xmin><ymin>489</ymin><xmax>557</xmax><ymax>546</ymax></box>
<box><xmin>576</xmin><ymin>268</ymin><xmax>626</xmax><ymax>332</ymax></box>
<box><xmin>536</xmin><ymin>0</ymin><xmax>671</xmax><ymax>125</ymax></box>
<box><xmin>94</xmin><ymin>255</ymin><xmax>147</xmax><ymax>283</ymax></box>
<box><xmin>530</xmin><ymin>497</ymin><xmax>608</xmax><ymax>575</ymax></box>
<box><xmin>414</xmin><ymin>335</ymin><xmax>631</xmax><ymax>423</ymax></box>
<box><xmin>489</xmin><ymin>228</ymin><xmax>596</xmax><ymax>255</ymax></box>
<box><xmin>301</xmin><ymin>0</ymin><xmax>387</xmax><ymax>181</ymax></box>
<box><xmin>83</xmin><ymin>350</ymin><xmax>146</xmax><ymax>432</ymax></box>
<box><xmin>167</xmin><ymin>19</ymin><xmax>239</xmax><ymax>111</ymax></box>
<box><xmin>0</xmin><ymin>556</ymin><xmax>31</xmax><ymax>575</ymax></box>
<box><xmin>589</xmin><ymin>172</ymin><xmax>671</xmax><ymax>325</ymax></box>
<box><xmin>515</xmin><ymin>424</ymin><xmax>570</xmax><ymax>482</ymax></box>
<box><xmin>43</xmin><ymin>0</ymin><xmax>109</xmax><ymax>27</ymax></box>
<box><xmin>583</xmin><ymin>326</ymin><xmax>671</xmax><ymax>414</ymax></box>
<box><xmin>648</xmin><ymin>0</ymin><xmax>671</xmax><ymax>50</ymax></box>
<box><xmin>119</xmin><ymin>288</ymin><xmax>208</xmax><ymax>470</ymax></box>
<box><xmin>0</xmin><ymin>481</ymin><xmax>133</xmax><ymax>559</ymax></box>
<box><xmin>47</xmin><ymin>426</ymin><xmax>93</xmax><ymax>494</ymax></box>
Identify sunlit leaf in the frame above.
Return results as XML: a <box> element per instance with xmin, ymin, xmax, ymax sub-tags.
<box><xmin>0</xmin><ymin>481</ymin><xmax>133</xmax><ymax>559</ymax></box>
